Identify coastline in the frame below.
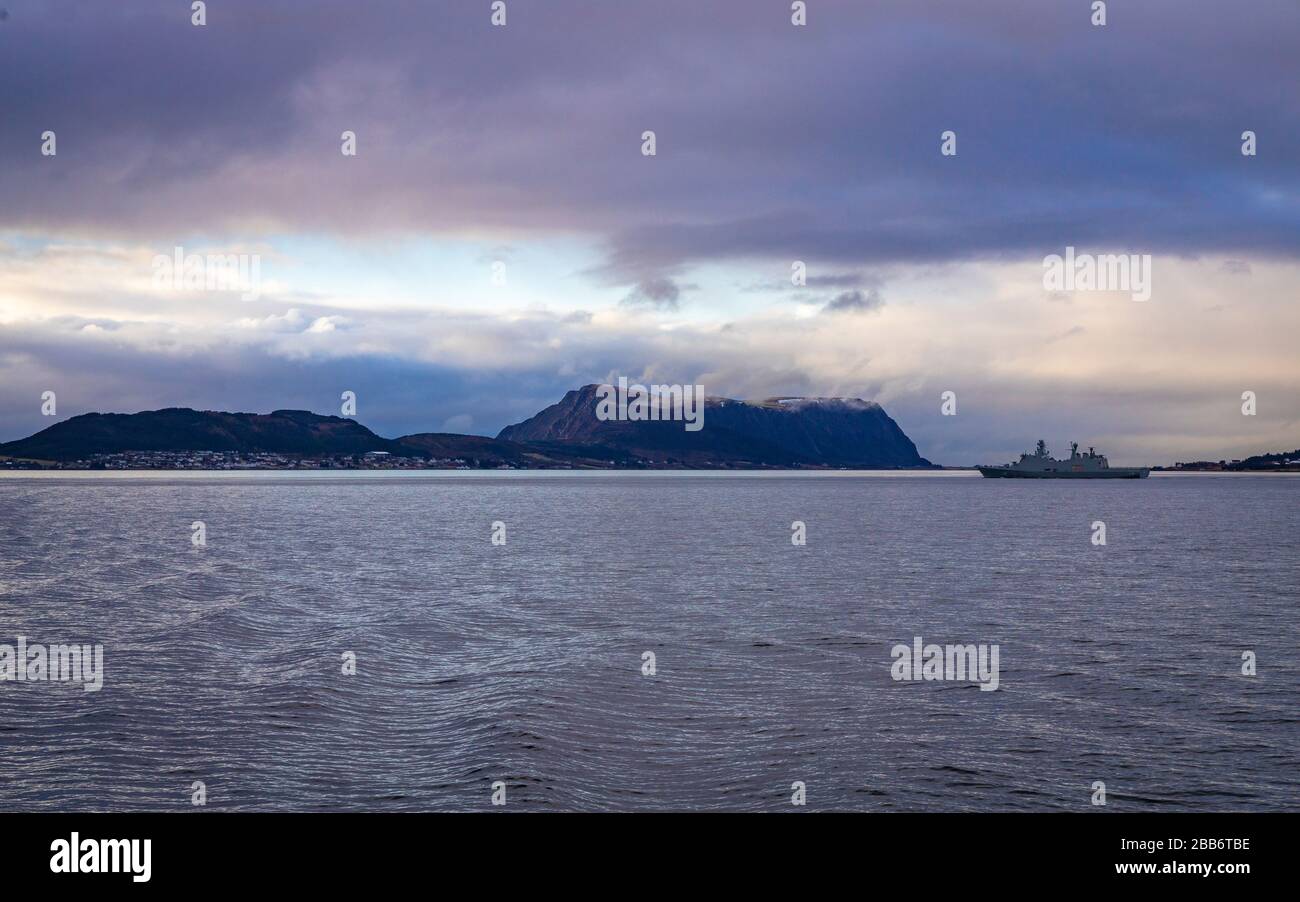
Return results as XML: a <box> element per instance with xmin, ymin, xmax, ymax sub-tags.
<box><xmin>3</xmin><ymin>468</ymin><xmax>1298</xmax><ymax>481</ymax></box>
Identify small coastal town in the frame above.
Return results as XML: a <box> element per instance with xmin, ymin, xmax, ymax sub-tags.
<box><xmin>0</xmin><ymin>450</ymin><xmax>508</xmax><ymax>471</ymax></box>
<box><xmin>1153</xmin><ymin>454</ymin><xmax>1300</xmax><ymax>472</ymax></box>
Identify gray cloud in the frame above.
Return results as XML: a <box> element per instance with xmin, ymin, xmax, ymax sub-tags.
<box><xmin>621</xmin><ymin>277</ymin><xmax>684</xmax><ymax>310</ymax></box>
<box><xmin>823</xmin><ymin>289</ymin><xmax>884</xmax><ymax>315</ymax></box>
<box><xmin>741</xmin><ymin>271</ymin><xmax>869</xmax><ymax>293</ymax></box>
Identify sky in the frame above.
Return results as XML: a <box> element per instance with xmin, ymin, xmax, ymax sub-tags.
<box><xmin>1</xmin><ymin>0</ymin><xmax>1297</xmax><ymax>465</ymax></box>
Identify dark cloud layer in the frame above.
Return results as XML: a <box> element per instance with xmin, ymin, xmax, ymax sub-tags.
<box><xmin>1</xmin><ymin>0</ymin><xmax>1297</xmax><ymax>284</ymax></box>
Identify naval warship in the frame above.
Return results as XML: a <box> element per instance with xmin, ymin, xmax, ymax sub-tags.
<box><xmin>978</xmin><ymin>441</ymin><xmax>1149</xmax><ymax>479</ymax></box>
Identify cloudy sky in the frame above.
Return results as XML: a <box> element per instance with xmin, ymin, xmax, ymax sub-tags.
<box><xmin>1</xmin><ymin>0</ymin><xmax>1297</xmax><ymax>465</ymax></box>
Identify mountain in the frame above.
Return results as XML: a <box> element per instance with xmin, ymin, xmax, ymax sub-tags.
<box><xmin>0</xmin><ymin>387</ymin><xmax>932</xmax><ymax>468</ymax></box>
<box><xmin>0</xmin><ymin>408</ymin><xmax>409</xmax><ymax>460</ymax></box>
<box><xmin>497</xmin><ymin>384</ymin><xmax>932</xmax><ymax>468</ymax></box>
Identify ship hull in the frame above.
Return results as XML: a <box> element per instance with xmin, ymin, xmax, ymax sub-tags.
<box><xmin>978</xmin><ymin>467</ymin><xmax>1149</xmax><ymax>479</ymax></box>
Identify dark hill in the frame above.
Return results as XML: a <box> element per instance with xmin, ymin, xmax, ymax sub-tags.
<box><xmin>0</xmin><ymin>408</ymin><xmax>405</xmax><ymax>460</ymax></box>
<box><xmin>497</xmin><ymin>384</ymin><xmax>931</xmax><ymax>468</ymax></box>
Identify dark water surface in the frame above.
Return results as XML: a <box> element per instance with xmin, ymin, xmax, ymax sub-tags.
<box><xmin>0</xmin><ymin>471</ymin><xmax>1296</xmax><ymax>811</ymax></box>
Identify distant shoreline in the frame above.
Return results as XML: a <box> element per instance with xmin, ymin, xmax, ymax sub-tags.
<box><xmin>5</xmin><ymin>456</ymin><xmax>1299</xmax><ymax>474</ymax></box>
<box><xmin>5</xmin><ymin>454</ymin><xmax>1299</xmax><ymax>474</ymax></box>
<box><xmin>3</xmin><ymin>467</ymin><xmax>1298</xmax><ymax>479</ymax></box>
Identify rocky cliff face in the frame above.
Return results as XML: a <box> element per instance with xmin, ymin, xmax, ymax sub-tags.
<box><xmin>497</xmin><ymin>385</ymin><xmax>931</xmax><ymax>468</ymax></box>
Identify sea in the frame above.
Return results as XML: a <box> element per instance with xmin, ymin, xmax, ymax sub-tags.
<box><xmin>0</xmin><ymin>471</ymin><xmax>1295</xmax><ymax>811</ymax></box>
